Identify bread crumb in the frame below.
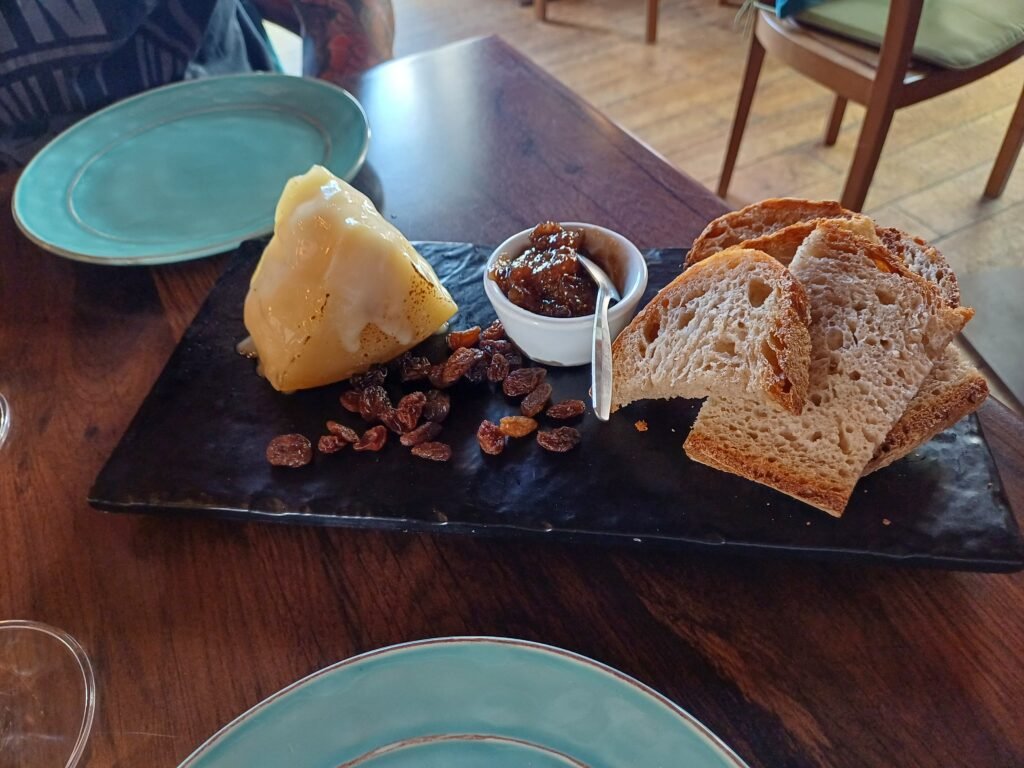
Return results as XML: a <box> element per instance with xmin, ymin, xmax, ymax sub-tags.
<box><xmin>634</xmin><ymin>420</ymin><xmax>648</xmax><ymax>432</ymax></box>
<box><xmin>882</xmin><ymin>518</ymin><xmax>891</xmax><ymax>526</ymax></box>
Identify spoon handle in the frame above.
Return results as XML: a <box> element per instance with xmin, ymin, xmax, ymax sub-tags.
<box><xmin>592</xmin><ymin>289</ymin><xmax>613</xmax><ymax>421</ymax></box>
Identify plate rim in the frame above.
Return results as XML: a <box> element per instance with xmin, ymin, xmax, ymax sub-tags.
<box><xmin>175</xmin><ymin>635</ymin><xmax>750</xmax><ymax>768</ymax></box>
<box><xmin>11</xmin><ymin>72</ymin><xmax>370</xmax><ymax>266</ymax></box>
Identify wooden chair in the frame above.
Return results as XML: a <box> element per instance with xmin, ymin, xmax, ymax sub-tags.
<box><xmin>718</xmin><ymin>0</ymin><xmax>1024</xmax><ymax>211</ymax></box>
<box><xmin>535</xmin><ymin>0</ymin><xmax>660</xmax><ymax>45</ymax></box>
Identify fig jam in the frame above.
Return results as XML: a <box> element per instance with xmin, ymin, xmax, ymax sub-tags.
<box><xmin>489</xmin><ymin>222</ymin><xmax>599</xmax><ymax>318</ymax></box>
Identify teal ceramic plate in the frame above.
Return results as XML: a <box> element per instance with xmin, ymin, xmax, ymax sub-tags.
<box><xmin>13</xmin><ymin>73</ymin><xmax>368</xmax><ymax>265</ymax></box>
<box><xmin>177</xmin><ymin>637</ymin><xmax>749</xmax><ymax>768</ymax></box>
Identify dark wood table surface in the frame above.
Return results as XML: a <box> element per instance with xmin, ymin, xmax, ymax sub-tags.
<box><xmin>2</xmin><ymin>36</ymin><xmax>1023</xmax><ymax>768</ymax></box>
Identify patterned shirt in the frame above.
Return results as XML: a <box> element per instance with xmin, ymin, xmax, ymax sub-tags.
<box><xmin>0</xmin><ymin>0</ymin><xmax>277</xmax><ymax>170</ymax></box>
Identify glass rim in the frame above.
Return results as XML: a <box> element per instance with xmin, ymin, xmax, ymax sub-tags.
<box><xmin>0</xmin><ymin>619</ymin><xmax>97</xmax><ymax>768</ymax></box>
<box><xmin>0</xmin><ymin>392</ymin><xmax>10</xmax><ymax>449</ymax></box>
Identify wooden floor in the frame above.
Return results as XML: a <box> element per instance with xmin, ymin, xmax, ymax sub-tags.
<box><xmin>277</xmin><ymin>0</ymin><xmax>1024</xmax><ymax>411</ymax></box>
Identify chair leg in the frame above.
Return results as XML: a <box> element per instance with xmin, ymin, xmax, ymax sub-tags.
<box><xmin>536</xmin><ymin>0</ymin><xmax>547</xmax><ymax>21</ymax></box>
<box><xmin>984</xmin><ymin>82</ymin><xmax>1024</xmax><ymax>199</ymax></box>
<box><xmin>718</xmin><ymin>32</ymin><xmax>765</xmax><ymax>199</ymax></box>
<box><xmin>824</xmin><ymin>95</ymin><xmax>846</xmax><ymax>146</ymax></box>
<box><xmin>840</xmin><ymin>100</ymin><xmax>895</xmax><ymax>212</ymax></box>
<box><xmin>646</xmin><ymin>0</ymin><xmax>659</xmax><ymax>44</ymax></box>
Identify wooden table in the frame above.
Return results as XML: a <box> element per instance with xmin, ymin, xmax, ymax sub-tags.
<box><xmin>2</xmin><ymin>36</ymin><xmax>1023</xmax><ymax>768</ymax></box>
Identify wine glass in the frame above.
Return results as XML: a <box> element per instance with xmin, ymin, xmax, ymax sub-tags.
<box><xmin>0</xmin><ymin>391</ymin><xmax>9</xmax><ymax>449</ymax></box>
<box><xmin>0</xmin><ymin>620</ymin><xmax>96</xmax><ymax>768</ymax></box>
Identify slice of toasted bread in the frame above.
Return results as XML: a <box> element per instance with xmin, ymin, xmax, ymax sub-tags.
<box><xmin>684</xmin><ymin>222</ymin><xmax>973</xmax><ymax>516</ymax></box>
<box><xmin>694</xmin><ymin>212</ymin><xmax>983</xmax><ymax>474</ymax></box>
<box><xmin>689</xmin><ymin>201</ymin><xmax>961</xmax><ymax>310</ymax></box>
<box><xmin>686</xmin><ymin>198</ymin><xmax>856</xmax><ymax>267</ymax></box>
<box><xmin>864</xmin><ymin>346</ymin><xmax>989</xmax><ymax>474</ymax></box>
<box><xmin>875</xmin><ymin>227</ymin><xmax>960</xmax><ymax>308</ymax></box>
<box><xmin>611</xmin><ymin>248</ymin><xmax>811</xmax><ymax>414</ymax></box>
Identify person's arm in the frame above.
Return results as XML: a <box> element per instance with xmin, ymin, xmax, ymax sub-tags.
<box><xmin>251</xmin><ymin>0</ymin><xmax>394</xmax><ymax>82</ymax></box>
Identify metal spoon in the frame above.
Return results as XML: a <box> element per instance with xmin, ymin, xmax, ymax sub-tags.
<box><xmin>578</xmin><ymin>255</ymin><xmax>621</xmax><ymax>421</ymax></box>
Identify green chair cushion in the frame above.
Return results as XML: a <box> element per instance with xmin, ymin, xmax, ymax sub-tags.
<box><xmin>796</xmin><ymin>0</ymin><xmax>1024</xmax><ymax>70</ymax></box>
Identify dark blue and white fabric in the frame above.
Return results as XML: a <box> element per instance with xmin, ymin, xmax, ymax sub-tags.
<box><xmin>0</xmin><ymin>0</ymin><xmax>278</xmax><ymax>170</ymax></box>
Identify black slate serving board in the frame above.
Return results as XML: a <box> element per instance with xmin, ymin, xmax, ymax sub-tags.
<box><xmin>90</xmin><ymin>241</ymin><xmax>1024</xmax><ymax>572</ymax></box>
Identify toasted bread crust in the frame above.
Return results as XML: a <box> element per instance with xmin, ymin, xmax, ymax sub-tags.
<box><xmin>686</xmin><ymin>198</ymin><xmax>853</xmax><ymax>268</ymax></box>
<box><xmin>684</xmin><ymin>431</ymin><xmax>849</xmax><ymax>516</ymax></box>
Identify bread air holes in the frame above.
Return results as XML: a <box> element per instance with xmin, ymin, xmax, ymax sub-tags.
<box><xmin>826</xmin><ymin>328</ymin><xmax>844</xmax><ymax>351</ymax></box>
<box><xmin>760</xmin><ymin>332</ymin><xmax>784</xmax><ymax>378</ymax></box>
<box><xmin>714</xmin><ymin>339</ymin><xmax>736</xmax><ymax>355</ymax></box>
<box><xmin>747</xmin><ymin>277</ymin><xmax>772</xmax><ymax>308</ymax></box>
<box><xmin>674</xmin><ymin>308</ymin><xmax>695</xmax><ymax>331</ymax></box>
<box><xmin>642</xmin><ymin>313</ymin><xmax>662</xmax><ymax>345</ymax></box>
<box><xmin>875</xmin><ymin>287</ymin><xmax>896</xmax><ymax>305</ymax></box>
<box><xmin>838</xmin><ymin>429</ymin><xmax>852</xmax><ymax>455</ymax></box>
<box><xmin>880</xmin><ymin>338</ymin><xmax>893</xmax><ymax>351</ymax></box>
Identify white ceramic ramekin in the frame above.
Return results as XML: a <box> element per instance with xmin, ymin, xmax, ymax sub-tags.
<box><xmin>483</xmin><ymin>223</ymin><xmax>649</xmax><ymax>366</ymax></box>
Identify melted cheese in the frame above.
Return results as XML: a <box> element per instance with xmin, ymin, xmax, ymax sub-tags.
<box><xmin>243</xmin><ymin>166</ymin><xmax>458</xmax><ymax>391</ymax></box>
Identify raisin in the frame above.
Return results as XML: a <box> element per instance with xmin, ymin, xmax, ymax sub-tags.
<box><xmin>499</xmin><ymin>416</ymin><xmax>538</xmax><ymax>438</ymax></box>
<box><xmin>546</xmin><ymin>399</ymin><xmax>586</xmax><ymax>420</ymax></box>
<box><xmin>428</xmin><ymin>363</ymin><xmax>448</xmax><ymax>389</ymax></box>
<box><xmin>480</xmin><ymin>339</ymin><xmax>515</xmax><ymax>357</ymax></box>
<box><xmin>353</xmin><ymin>425</ymin><xmax>388</xmax><ymax>451</ymax></box>
<box><xmin>340</xmin><ymin>390</ymin><xmax>362</xmax><ymax>413</ymax></box>
<box><xmin>441</xmin><ymin>346</ymin><xmax>481</xmax><ymax>385</ymax></box>
<box><xmin>411</xmin><ymin>441</ymin><xmax>452</xmax><ymax>462</ymax></box>
<box><xmin>480</xmin><ymin>319</ymin><xmax>505</xmax><ymax>341</ymax></box>
<box><xmin>400</xmin><ymin>421</ymin><xmax>442</xmax><ymax>447</ymax></box>
<box><xmin>398</xmin><ymin>353</ymin><xmax>432</xmax><ymax>382</ymax></box>
<box><xmin>379</xmin><ymin>409</ymin><xmax>405</xmax><ymax>435</ymax></box>
<box><xmin>423</xmin><ymin>390</ymin><xmax>451</xmax><ymax>423</ymax></box>
<box><xmin>266</xmin><ymin>434</ymin><xmax>312</xmax><ymax>467</ymax></box>
<box><xmin>487</xmin><ymin>352</ymin><xmax>510</xmax><ymax>383</ymax></box>
<box><xmin>503</xmin><ymin>367</ymin><xmax>547</xmax><ymax>397</ymax></box>
<box><xmin>465</xmin><ymin>353</ymin><xmax>490</xmax><ymax>384</ymax></box>
<box><xmin>359</xmin><ymin>385</ymin><xmax>392</xmax><ymax>422</ymax></box>
<box><xmin>477</xmin><ymin>420</ymin><xmax>507</xmax><ymax>455</ymax></box>
<box><xmin>317</xmin><ymin>434</ymin><xmax>348</xmax><ymax>454</ymax></box>
<box><xmin>520</xmin><ymin>382</ymin><xmax>552</xmax><ymax>417</ymax></box>
<box><xmin>396</xmin><ymin>391</ymin><xmax>427</xmax><ymax>432</ymax></box>
<box><xmin>447</xmin><ymin>326</ymin><xmax>481</xmax><ymax>350</ymax></box>
<box><xmin>506</xmin><ymin>353</ymin><xmax>523</xmax><ymax>369</ymax></box>
<box><xmin>537</xmin><ymin>426</ymin><xmax>581</xmax><ymax>453</ymax></box>
<box><xmin>349</xmin><ymin>365</ymin><xmax>387</xmax><ymax>390</ymax></box>
<box><xmin>326</xmin><ymin>421</ymin><xmax>360</xmax><ymax>443</ymax></box>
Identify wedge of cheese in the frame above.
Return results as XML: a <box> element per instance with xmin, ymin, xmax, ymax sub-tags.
<box><xmin>243</xmin><ymin>166</ymin><xmax>458</xmax><ymax>392</ymax></box>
